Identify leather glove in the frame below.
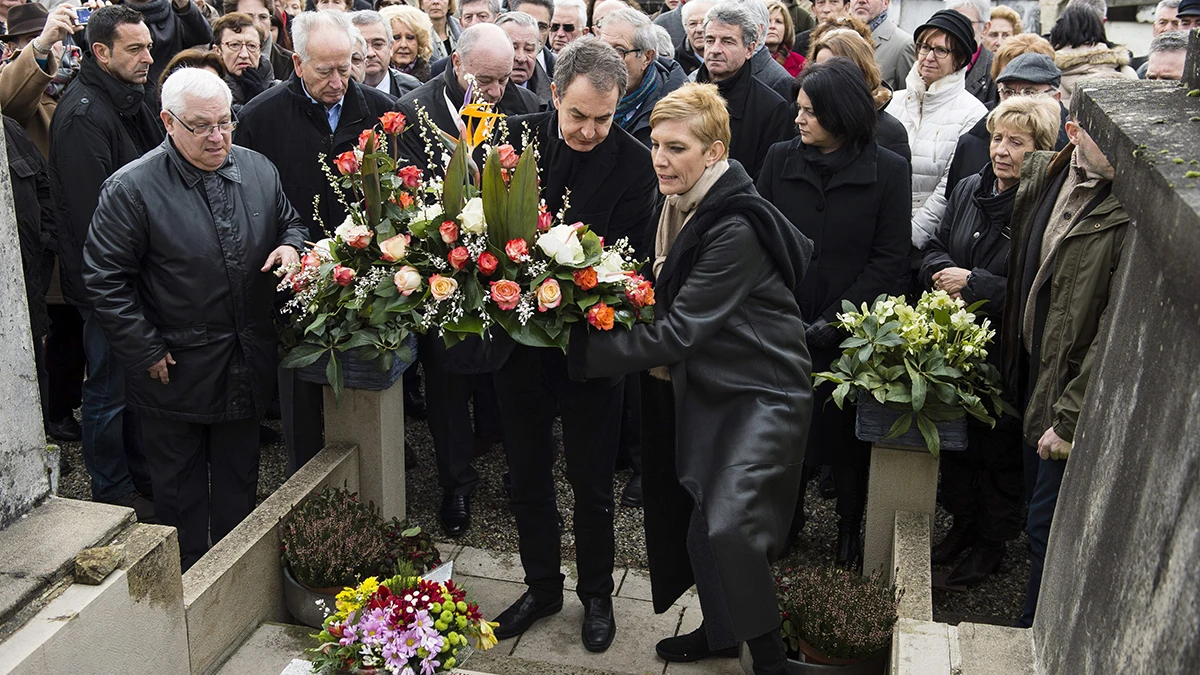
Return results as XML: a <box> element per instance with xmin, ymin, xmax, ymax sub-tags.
<box><xmin>806</xmin><ymin>317</ymin><xmax>843</xmax><ymax>350</ymax></box>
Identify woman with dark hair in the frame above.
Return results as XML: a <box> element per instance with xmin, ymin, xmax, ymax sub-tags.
<box><xmin>758</xmin><ymin>58</ymin><xmax>912</xmax><ymax>569</ymax></box>
<box><xmin>1050</xmin><ymin>6</ymin><xmax>1136</xmax><ymax>109</ymax></box>
<box><xmin>158</xmin><ymin>47</ymin><xmax>226</xmax><ymax>89</ymax></box>
<box><xmin>569</xmin><ymin>82</ymin><xmax>814</xmax><ymax>673</ymax></box>
<box><xmin>885</xmin><ymin>9</ymin><xmax>987</xmax><ymax>250</ymax></box>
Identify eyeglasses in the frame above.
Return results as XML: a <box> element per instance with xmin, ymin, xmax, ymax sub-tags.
<box><xmin>221</xmin><ymin>40</ymin><xmax>261</xmax><ymax>54</ymax></box>
<box><xmin>168</xmin><ymin>110</ymin><xmax>238</xmax><ymax>137</ymax></box>
<box><xmin>612</xmin><ymin>46</ymin><xmax>642</xmax><ymax>58</ymax></box>
<box><xmin>550</xmin><ymin>22</ymin><xmax>576</xmax><ymax>33</ymax></box>
<box><xmin>998</xmin><ymin>86</ymin><xmax>1053</xmax><ymax>98</ymax></box>
<box><xmin>915</xmin><ymin>42</ymin><xmax>952</xmax><ymax>60</ymax></box>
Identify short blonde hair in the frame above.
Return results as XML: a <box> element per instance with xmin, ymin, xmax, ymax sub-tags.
<box><xmin>989</xmin><ymin>5</ymin><xmax>1024</xmax><ymax>35</ymax></box>
<box><xmin>808</xmin><ymin>29</ymin><xmax>882</xmax><ymax>93</ymax></box>
<box><xmin>986</xmin><ymin>95</ymin><xmax>1060</xmax><ymax>152</ymax></box>
<box><xmin>381</xmin><ymin>5</ymin><xmax>434</xmax><ymax>60</ymax></box>
<box><xmin>649</xmin><ymin>83</ymin><xmax>731</xmax><ymax>160</ymax></box>
<box><xmin>991</xmin><ymin>33</ymin><xmax>1053</xmax><ymax>80</ymax></box>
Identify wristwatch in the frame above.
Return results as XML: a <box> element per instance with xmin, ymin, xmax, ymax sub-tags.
<box><xmin>30</xmin><ymin>38</ymin><xmax>53</xmax><ymax>56</ymax></box>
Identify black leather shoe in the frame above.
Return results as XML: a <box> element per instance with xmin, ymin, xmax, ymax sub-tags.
<box><xmin>582</xmin><ymin>596</ymin><xmax>616</xmax><ymax>652</ymax></box>
<box><xmin>836</xmin><ymin>529</ymin><xmax>863</xmax><ymax>572</ymax></box>
<box><xmin>440</xmin><ymin>494</ymin><xmax>470</xmax><ymax>538</ymax></box>
<box><xmin>931</xmin><ymin>522</ymin><xmax>976</xmax><ymax>565</ymax></box>
<box><xmin>619</xmin><ymin>473</ymin><xmax>643</xmax><ymax>507</ymax></box>
<box><xmin>946</xmin><ymin>542</ymin><xmax>1005</xmax><ymax>587</ymax></box>
<box><xmin>656</xmin><ymin>623</ymin><xmax>739</xmax><ymax>662</ymax></box>
<box><xmin>493</xmin><ymin>592</ymin><xmax>563</xmax><ymax>640</ymax></box>
<box><xmin>45</xmin><ymin>415</ymin><xmax>82</xmax><ymax>442</ymax></box>
<box><xmin>404</xmin><ymin>389</ymin><xmax>427</xmax><ymax>420</ymax></box>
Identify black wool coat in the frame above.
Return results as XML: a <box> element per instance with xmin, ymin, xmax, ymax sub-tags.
<box><xmin>697</xmin><ymin>63</ymin><xmax>795</xmax><ymax>180</ymax></box>
<box><xmin>757</xmin><ymin>138</ymin><xmax>912</xmax><ymax>466</ymax></box>
<box><xmin>6</xmin><ymin>116</ymin><xmax>52</xmax><ymax>339</ymax></box>
<box><xmin>570</xmin><ymin>161</ymin><xmax>813</xmax><ymax>641</ymax></box>
<box><xmin>878</xmin><ymin>109</ymin><xmax>912</xmax><ymax>168</ymax></box>
<box><xmin>82</xmin><ymin>141</ymin><xmax>308</xmax><ymax>423</ymax></box>
<box><xmin>49</xmin><ymin>56</ymin><xmax>164</xmax><ymax>307</ymax></box>
<box><xmin>234</xmin><ymin>74</ymin><xmax>398</xmax><ymax>241</ymax></box>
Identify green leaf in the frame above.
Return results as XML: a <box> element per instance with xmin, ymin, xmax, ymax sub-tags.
<box><xmin>906</xmin><ymin>360</ymin><xmax>926</xmax><ymax>412</ymax></box>
<box><xmin>362</xmin><ymin>138</ymin><xmax>382</xmax><ymax>228</ymax></box>
<box><xmin>326</xmin><ymin>351</ymin><xmax>344</xmax><ymax>404</ymax></box>
<box><xmin>338</xmin><ymin>330</ymin><xmax>378</xmax><ymax>352</ymax></box>
<box><xmin>840</xmin><ymin>336</ymin><xmax>869</xmax><ymax>349</ymax></box>
<box><xmin>882</xmin><ymin>412</ymin><xmax>912</xmax><ymax>440</ymax></box>
<box><xmin>481</xmin><ymin>148</ymin><xmax>510</xmax><ymax>244</ymax></box>
<box><xmin>915</xmin><ymin>413</ymin><xmax>941</xmax><ymax>458</ymax></box>
<box><xmin>857</xmin><ymin>342</ymin><xmax>874</xmax><ymax>364</ymax></box>
<box><xmin>832</xmin><ymin>382</ymin><xmax>850</xmax><ymax>408</ymax></box>
<box><xmin>280</xmin><ymin>343</ymin><xmax>327</xmax><ymax>369</ymax></box>
<box><xmin>965</xmin><ymin>299</ymin><xmax>988</xmax><ymax>313</ymax></box>
<box><xmin>442</xmin><ymin>141</ymin><xmax>468</xmax><ymax>220</ymax></box>
<box><xmin>506</xmin><ymin>148</ymin><xmax>540</xmax><ymax>244</ymax></box>
<box><xmin>303</xmin><ymin>313</ymin><xmax>329</xmax><ymax>336</ymax></box>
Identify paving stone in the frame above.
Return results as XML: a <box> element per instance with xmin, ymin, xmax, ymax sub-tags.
<box><xmin>451</xmin><ymin>573</ymin><xmax>528</xmax><ymax>657</ymax></box>
<box><xmin>662</xmin><ymin>607</ymin><xmax>749</xmax><ymax>675</ymax></box>
<box><xmin>618</xmin><ymin>569</ymin><xmax>699</xmax><ymax>610</ymax></box>
<box><xmin>214</xmin><ymin>622</ymin><xmax>314</xmax><ymax>675</ymax></box>
<box><xmin>454</xmin><ymin>545</ymin><xmax>624</xmax><ymax>594</ymax></box>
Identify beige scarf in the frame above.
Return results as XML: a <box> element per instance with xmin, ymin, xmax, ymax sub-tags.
<box><xmin>647</xmin><ymin>160</ymin><xmax>729</xmax><ymax>380</ymax></box>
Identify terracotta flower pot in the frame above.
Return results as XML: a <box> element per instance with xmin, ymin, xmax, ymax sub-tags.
<box><xmin>789</xmin><ymin>638</ymin><xmax>887</xmax><ymax>674</ymax></box>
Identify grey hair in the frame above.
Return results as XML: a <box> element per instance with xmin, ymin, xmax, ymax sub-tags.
<box><xmin>651</xmin><ymin>24</ymin><xmax>674</xmax><ymax>56</ymax></box>
<box><xmin>944</xmin><ymin>0</ymin><xmax>991</xmax><ymax>25</ymax></box>
<box><xmin>161</xmin><ymin>67</ymin><xmax>232</xmax><ymax>114</ymax></box>
<box><xmin>456</xmin><ymin>22</ymin><xmax>513</xmax><ymax>62</ymax></box>
<box><xmin>497</xmin><ymin>10</ymin><xmax>542</xmax><ymax>46</ymax></box>
<box><xmin>293</xmin><ymin>9</ymin><xmax>357</xmax><ymax>63</ymax></box>
<box><xmin>682</xmin><ymin>0</ymin><xmax>717</xmax><ymax>24</ymax></box>
<box><xmin>602</xmin><ymin>8</ymin><xmax>659</xmax><ymax>54</ymax></box>
<box><xmin>1065</xmin><ymin>0</ymin><xmax>1107</xmax><ymax>20</ymax></box>
<box><xmin>460</xmin><ymin>0</ymin><xmax>501</xmax><ymax>16</ymax></box>
<box><xmin>554</xmin><ymin>0</ymin><xmax>588</xmax><ymax>27</ymax></box>
<box><xmin>727</xmin><ymin>0</ymin><xmax>770</xmax><ymax>44</ymax></box>
<box><xmin>554</xmin><ymin>35</ymin><xmax>629</xmax><ymax>98</ymax></box>
<box><xmin>350</xmin><ymin>10</ymin><xmax>390</xmax><ymax>43</ymax></box>
<box><xmin>1155</xmin><ymin>0</ymin><xmax>1181</xmax><ymax>13</ymax></box>
<box><xmin>351</xmin><ymin>29</ymin><xmax>368</xmax><ymax>56</ymax></box>
<box><xmin>1149</xmin><ymin>30</ymin><xmax>1189</xmax><ymax>53</ymax></box>
<box><xmin>704</xmin><ymin>2</ymin><xmax>760</xmax><ymax>49</ymax></box>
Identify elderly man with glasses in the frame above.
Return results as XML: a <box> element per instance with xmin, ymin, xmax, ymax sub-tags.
<box><xmin>82</xmin><ymin>67</ymin><xmax>307</xmax><ymax>571</ymax></box>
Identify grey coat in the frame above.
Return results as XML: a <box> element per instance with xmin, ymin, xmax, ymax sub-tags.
<box><xmin>872</xmin><ymin>18</ymin><xmax>915</xmax><ymax>92</ymax></box>
<box><xmin>570</xmin><ymin>162</ymin><xmax>814</xmax><ymax>640</ymax></box>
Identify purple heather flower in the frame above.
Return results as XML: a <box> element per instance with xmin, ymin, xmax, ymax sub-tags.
<box><xmin>420</xmin><ymin>656</ymin><xmax>440</xmax><ymax>675</ymax></box>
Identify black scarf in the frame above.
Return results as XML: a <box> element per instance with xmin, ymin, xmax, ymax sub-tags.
<box><xmin>799</xmin><ymin>143</ymin><xmax>860</xmax><ymax>188</ymax></box>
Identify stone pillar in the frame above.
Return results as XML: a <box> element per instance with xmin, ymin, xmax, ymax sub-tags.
<box><xmin>323</xmin><ymin>384</ymin><xmax>406</xmax><ymax>521</ymax></box>
<box><xmin>863</xmin><ymin>444</ymin><xmax>938</xmax><ymax>577</ymax></box>
<box><xmin>0</xmin><ymin>119</ymin><xmax>52</xmax><ymax>529</ymax></box>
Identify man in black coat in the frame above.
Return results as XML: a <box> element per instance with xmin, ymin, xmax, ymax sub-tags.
<box><xmin>235</xmin><ymin>9</ymin><xmax>398</xmax><ymax>477</ymax></box>
<box><xmin>944</xmin><ymin>54</ymin><xmax>1069</xmax><ymax>198</ymax></box>
<box><xmin>490</xmin><ymin>37</ymin><xmax>657</xmax><ymax>653</ymax></box>
<box><xmin>83</xmin><ymin>69</ymin><xmax>307</xmax><ymax>571</ymax></box>
<box><xmin>49</xmin><ymin>5</ymin><xmax>163</xmax><ymax>522</ymax></box>
<box><xmin>124</xmin><ymin>0</ymin><xmax>213</xmax><ymax>98</ymax></box>
<box><xmin>350</xmin><ymin>9</ymin><xmax>421</xmax><ymax>99</ymax></box>
<box><xmin>695</xmin><ymin>3</ymin><xmax>794</xmax><ymax>179</ymax></box>
<box><xmin>395</xmin><ymin>23</ymin><xmax>538</xmax><ymax>538</ymax></box>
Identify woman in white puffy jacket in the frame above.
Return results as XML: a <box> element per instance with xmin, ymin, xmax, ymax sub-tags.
<box><xmin>885</xmin><ymin>10</ymin><xmax>987</xmax><ymax>250</ymax></box>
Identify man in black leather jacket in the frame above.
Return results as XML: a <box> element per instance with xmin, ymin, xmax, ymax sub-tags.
<box><xmin>83</xmin><ymin>68</ymin><xmax>307</xmax><ymax>571</ymax></box>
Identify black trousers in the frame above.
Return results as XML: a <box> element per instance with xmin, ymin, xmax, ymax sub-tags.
<box><xmin>494</xmin><ymin>345</ymin><xmax>623</xmax><ymax>602</ymax></box>
<box><xmin>44</xmin><ymin>304</ymin><xmax>86</xmax><ymax>421</ymax></box>
<box><xmin>421</xmin><ymin>341</ymin><xmax>503</xmax><ymax>495</ymax></box>
<box><xmin>940</xmin><ymin>424</ymin><xmax>1024</xmax><ymax>544</ymax></box>
<box><xmin>142</xmin><ymin>416</ymin><xmax>260</xmax><ymax>571</ymax></box>
<box><xmin>279</xmin><ymin>368</ymin><xmax>324</xmax><ymax>477</ymax></box>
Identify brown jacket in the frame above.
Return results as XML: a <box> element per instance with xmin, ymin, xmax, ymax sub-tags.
<box><xmin>0</xmin><ymin>47</ymin><xmax>57</xmax><ymax>157</ymax></box>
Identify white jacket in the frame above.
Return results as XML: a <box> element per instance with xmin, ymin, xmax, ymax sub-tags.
<box><xmin>885</xmin><ymin>66</ymin><xmax>987</xmax><ymax>249</ymax></box>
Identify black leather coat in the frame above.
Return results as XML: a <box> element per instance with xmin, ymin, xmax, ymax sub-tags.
<box><xmin>82</xmin><ymin>141</ymin><xmax>307</xmax><ymax>423</ymax></box>
<box><xmin>697</xmin><ymin>63</ymin><xmax>794</xmax><ymax>179</ymax></box>
<box><xmin>234</xmin><ymin>74</ymin><xmax>398</xmax><ymax>241</ymax></box>
<box><xmin>570</xmin><ymin>161</ymin><xmax>813</xmax><ymax>641</ymax></box>
<box><xmin>6</xmin><ymin>116</ymin><xmax>53</xmax><ymax>338</ymax></box>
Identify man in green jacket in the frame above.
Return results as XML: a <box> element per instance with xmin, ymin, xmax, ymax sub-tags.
<box><xmin>1001</xmin><ymin>112</ymin><xmax>1129</xmax><ymax>628</ymax></box>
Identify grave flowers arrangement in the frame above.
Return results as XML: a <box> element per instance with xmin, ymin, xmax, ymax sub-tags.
<box><xmin>308</xmin><ymin>567</ymin><xmax>498</xmax><ymax>674</ymax></box>
<box><xmin>812</xmin><ymin>291</ymin><xmax>1016</xmax><ymax>456</ymax></box>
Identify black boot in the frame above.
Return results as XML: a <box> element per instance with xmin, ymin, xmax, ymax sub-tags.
<box><xmin>835</xmin><ymin>524</ymin><xmax>863</xmax><ymax>572</ymax></box>
<box><xmin>745</xmin><ymin>626</ymin><xmax>788</xmax><ymax>675</ymax></box>
<box><xmin>931</xmin><ymin>519</ymin><xmax>976</xmax><ymax>565</ymax></box>
<box><xmin>946</xmin><ymin>541</ymin><xmax>1005</xmax><ymax>587</ymax></box>
<box><xmin>655</xmin><ymin>623</ymin><xmax>739</xmax><ymax>662</ymax></box>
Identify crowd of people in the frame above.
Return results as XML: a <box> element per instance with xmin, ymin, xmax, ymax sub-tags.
<box><xmin>1</xmin><ymin>0</ymin><xmax>1190</xmax><ymax>669</ymax></box>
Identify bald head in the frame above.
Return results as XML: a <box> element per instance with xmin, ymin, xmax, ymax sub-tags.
<box><xmin>592</xmin><ymin>0</ymin><xmax>629</xmax><ymax>34</ymax></box>
<box><xmin>453</xmin><ymin>22</ymin><xmax>515</xmax><ymax>103</ymax></box>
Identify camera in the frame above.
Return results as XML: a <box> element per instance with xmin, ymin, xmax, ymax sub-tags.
<box><xmin>76</xmin><ymin>8</ymin><xmax>92</xmax><ymax>25</ymax></box>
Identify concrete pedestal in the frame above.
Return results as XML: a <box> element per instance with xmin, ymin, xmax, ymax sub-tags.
<box><xmin>322</xmin><ymin>384</ymin><xmax>406</xmax><ymax>522</ymax></box>
<box><xmin>863</xmin><ymin>444</ymin><xmax>939</xmax><ymax>577</ymax></box>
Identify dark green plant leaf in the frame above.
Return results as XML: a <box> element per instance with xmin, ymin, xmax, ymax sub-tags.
<box><xmin>280</xmin><ymin>343</ymin><xmax>327</xmax><ymax>369</ymax></box>
<box><xmin>507</xmin><ymin>148</ymin><xmax>539</xmax><ymax>243</ymax></box>
<box><xmin>326</xmin><ymin>351</ymin><xmax>344</xmax><ymax>404</ymax></box>
<box><xmin>915</xmin><ymin>413</ymin><xmax>940</xmax><ymax>458</ymax></box>
<box><xmin>882</xmin><ymin>412</ymin><xmax>912</xmax><ymax>439</ymax></box>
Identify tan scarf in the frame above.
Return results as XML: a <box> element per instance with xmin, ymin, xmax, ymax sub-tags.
<box><xmin>653</xmin><ymin>160</ymin><xmax>730</xmax><ymax>278</ymax></box>
<box><xmin>648</xmin><ymin>160</ymin><xmax>729</xmax><ymax>381</ymax></box>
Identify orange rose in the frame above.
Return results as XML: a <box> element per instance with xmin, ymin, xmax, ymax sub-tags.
<box><xmin>332</xmin><ymin>265</ymin><xmax>355</xmax><ymax>287</ymax></box>
<box><xmin>587</xmin><ymin>302</ymin><xmax>615</xmax><ymax>330</ymax></box>
<box><xmin>496</xmin><ymin>144</ymin><xmax>520</xmax><ymax>170</ymax></box>
<box><xmin>572</xmin><ymin>267</ymin><xmax>598</xmax><ymax>290</ymax></box>
<box><xmin>429</xmin><ymin>274</ymin><xmax>459</xmax><ymax>301</ymax></box>
<box><xmin>380</xmin><ymin>111</ymin><xmax>406</xmax><ymax>135</ymax></box>
<box><xmin>625</xmin><ymin>279</ymin><xmax>655</xmax><ymax>308</ymax></box>
<box><xmin>490</xmin><ymin>279</ymin><xmax>522</xmax><ymax>310</ymax></box>
<box><xmin>334</xmin><ymin>150</ymin><xmax>359</xmax><ymax>175</ymax></box>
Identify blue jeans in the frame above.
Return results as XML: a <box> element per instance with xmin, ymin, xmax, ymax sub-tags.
<box><xmin>80</xmin><ymin>312</ymin><xmax>149</xmax><ymax>502</ymax></box>
<box><xmin>1018</xmin><ymin>455</ymin><xmax>1068</xmax><ymax>627</ymax></box>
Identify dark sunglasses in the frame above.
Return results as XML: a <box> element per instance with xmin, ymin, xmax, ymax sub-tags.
<box><xmin>550</xmin><ymin>22</ymin><xmax>576</xmax><ymax>32</ymax></box>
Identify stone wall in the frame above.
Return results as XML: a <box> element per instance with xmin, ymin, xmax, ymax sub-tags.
<box><xmin>1032</xmin><ymin>67</ymin><xmax>1200</xmax><ymax>672</ymax></box>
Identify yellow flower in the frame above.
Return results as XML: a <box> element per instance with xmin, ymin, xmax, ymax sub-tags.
<box><xmin>475</xmin><ymin>620</ymin><xmax>499</xmax><ymax>650</ymax></box>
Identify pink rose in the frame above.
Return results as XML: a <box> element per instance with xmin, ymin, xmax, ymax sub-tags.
<box><xmin>398</xmin><ymin>165</ymin><xmax>422</xmax><ymax>188</ymax></box>
<box><xmin>334</xmin><ymin>150</ymin><xmax>359</xmax><ymax>175</ymax></box>
<box><xmin>625</xmin><ymin>279</ymin><xmax>655</xmax><ymax>309</ymax></box>
<box><xmin>379</xmin><ymin>234</ymin><xmax>408</xmax><ymax>262</ymax></box>
<box><xmin>301</xmin><ymin>251</ymin><xmax>322</xmax><ymax>269</ymax></box>
<box><xmin>332</xmin><ymin>264</ymin><xmax>355</xmax><ymax>287</ymax></box>
<box><xmin>429</xmin><ymin>274</ymin><xmax>459</xmax><ymax>301</ymax></box>
<box><xmin>358</xmin><ymin>128</ymin><xmax>378</xmax><ymax>151</ymax></box>
<box><xmin>490</xmin><ymin>279</ymin><xmax>522</xmax><ymax>310</ymax></box>
<box><xmin>537</xmin><ymin>209</ymin><xmax>553</xmax><ymax>233</ymax></box>
<box><xmin>393</xmin><ymin>266</ymin><xmax>422</xmax><ymax>296</ymax></box>
<box><xmin>504</xmin><ymin>238</ymin><xmax>530</xmax><ymax>262</ymax></box>
<box><xmin>477</xmin><ymin>251</ymin><xmax>499</xmax><ymax>276</ymax></box>
<box><xmin>448</xmin><ymin>246</ymin><xmax>472</xmax><ymax>271</ymax></box>
<box><xmin>536</xmin><ymin>278</ymin><xmax>562</xmax><ymax>312</ymax></box>
<box><xmin>439</xmin><ymin>221</ymin><xmax>459</xmax><ymax>244</ymax></box>
<box><xmin>344</xmin><ymin>224</ymin><xmax>373</xmax><ymax>249</ymax></box>
<box><xmin>496</xmin><ymin>144</ymin><xmax>520</xmax><ymax>170</ymax></box>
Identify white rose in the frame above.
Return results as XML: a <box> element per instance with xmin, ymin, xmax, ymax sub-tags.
<box><xmin>458</xmin><ymin>197</ymin><xmax>487</xmax><ymax>235</ymax></box>
<box><xmin>594</xmin><ymin>251</ymin><xmax>628</xmax><ymax>284</ymax></box>
<box><xmin>536</xmin><ymin>225</ymin><xmax>585</xmax><ymax>266</ymax></box>
<box><xmin>414</xmin><ymin>204</ymin><xmax>442</xmax><ymax>224</ymax></box>
<box><xmin>334</xmin><ymin>215</ymin><xmax>355</xmax><ymax>240</ymax></box>
<box><xmin>313</xmin><ymin>238</ymin><xmax>336</xmax><ymax>257</ymax></box>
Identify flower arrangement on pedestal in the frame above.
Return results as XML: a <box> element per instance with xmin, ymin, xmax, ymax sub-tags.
<box><xmin>308</xmin><ymin>569</ymin><xmax>498</xmax><ymax>674</ymax></box>
<box><xmin>812</xmin><ymin>291</ymin><xmax>1016</xmax><ymax>456</ymax></box>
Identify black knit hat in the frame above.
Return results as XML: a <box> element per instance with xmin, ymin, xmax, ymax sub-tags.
<box><xmin>914</xmin><ymin>9</ymin><xmax>978</xmax><ymax>60</ymax></box>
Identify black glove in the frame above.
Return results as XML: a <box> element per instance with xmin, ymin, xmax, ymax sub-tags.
<box><xmin>805</xmin><ymin>317</ymin><xmax>843</xmax><ymax>350</ymax></box>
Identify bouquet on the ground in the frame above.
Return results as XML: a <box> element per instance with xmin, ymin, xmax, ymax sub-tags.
<box><xmin>812</xmin><ymin>291</ymin><xmax>1017</xmax><ymax>455</ymax></box>
<box><xmin>308</xmin><ymin>568</ymin><xmax>498</xmax><ymax>674</ymax></box>
<box><xmin>277</xmin><ymin>113</ymin><xmax>431</xmax><ymax>400</ymax></box>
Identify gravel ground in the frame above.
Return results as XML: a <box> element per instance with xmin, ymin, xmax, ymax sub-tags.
<box><xmin>54</xmin><ymin>396</ymin><xmax>1027</xmax><ymax>627</ymax></box>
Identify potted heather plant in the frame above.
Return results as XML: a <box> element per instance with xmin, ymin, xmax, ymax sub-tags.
<box><xmin>774</xmin><ymin>566</ymin><xmax>900</xmax><ymax>673</ymax></box>
<box><xmin>280</xmin><ymin>488</ymin><xmax>441</xmax><ymax>628</ymax></box>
